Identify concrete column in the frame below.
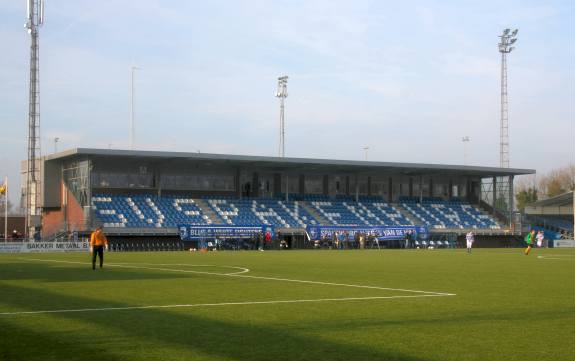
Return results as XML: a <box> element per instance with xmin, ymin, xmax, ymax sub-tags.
<box><xmin>236</xmin><ymin>168</ymin><xmax>241</xmax><ymax>199</ymax></box>
<box><xmin>345</xmin><ymin>176</ymin><xmax>350</xmax><ymax>195</ymax></box>
<box><xmin>508</xmin><ymin>175</ymin><xmax>514</xmax><ymax>227</ymax></box>
<box><xmin>355</xmin><ymin>175</ymin><xmax>359</xmax><ymax>202</ymax></box>
<box><xmin>367</xmin><ymin>176</ymin><xmax>372</xmax><ymax>196</ymax></box>
<box><xmin>273</xmin><ymin>173</ymin><xmax>282</xmax><ymax>197</ymax></box>
<box><xmin>492</xmin><ymin>177</ymin><xmax>497</xmax><ymax>215</ymax></box>
<box><xmin>252</xmin><ymin>172</ymin><xmax>259</xmax><ymax>198</ymax></box>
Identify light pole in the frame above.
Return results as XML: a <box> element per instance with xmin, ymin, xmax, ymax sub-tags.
<box><xmin>498</xmin><ymin>28</ymin><xmax>518</xmax><ymax>168</ymax></box>
<box><xmin>276</xmin><ymin>76</ymin><xmax>289</xmax><ymax>201</ymax></box>
<box><xmin>363</xmin><ymin>146</ymin><xmax>369</xmax><ymax>161</ymax></box>
<box><xmin>130</xmin><ymin>66</ymin><xmax>140</xmax><ymax>150</ymax></box>
<box><xmin>54</xmin><ymin>137</ymin><xmax>59</xmax><ymax>153</ymax></box>
<box><xmin>276</xmin><ymin>76</ymin><xmax>288</xmax><ymax>158</ymax></box>
<box><xmin>25</xmin><ymin>0</ymin><xmax>45</xmax><ymax>240</ymax></box>
<box><xmin>462</xmin><ymin>136</ymin><xmax>470</xmax><ymax>164</ymax></box>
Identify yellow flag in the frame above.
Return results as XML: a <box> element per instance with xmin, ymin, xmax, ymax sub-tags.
<box><xmin>0</xmin><ymin>183</ymin><xmax>6</xmax><ymax>195</ymax></box>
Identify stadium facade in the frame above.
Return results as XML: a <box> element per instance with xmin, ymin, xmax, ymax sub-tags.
<box><xmin>25</xmin><ymin>148</ymin><xmax>534</xmax><ymax>247</ymax></box>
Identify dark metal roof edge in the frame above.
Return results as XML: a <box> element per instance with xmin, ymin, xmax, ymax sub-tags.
<box><xmin>530</xmin><ymin>191</ymin><xmax>574</xmax><ymax>207</ymax></box>
<box><xmin>45</xmin><ymin>148</ymin><xmax>535</xmax><ymax>175</ymax></box>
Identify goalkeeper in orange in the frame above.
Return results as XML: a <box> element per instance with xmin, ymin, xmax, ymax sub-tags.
<box><xmin>90</xmin><ymin>226</ymin><xmax>108</xmax><ymax>270</ymax></box>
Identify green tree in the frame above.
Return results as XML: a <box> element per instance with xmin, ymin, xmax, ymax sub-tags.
<box><xmin>515</xmin><ymin>187</ymin><xmax>538</xmax><ymax>213</ymax></box>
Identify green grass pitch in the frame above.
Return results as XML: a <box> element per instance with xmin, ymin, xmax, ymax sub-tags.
<box><xmin>1</xmin><ymin>248</ymin><xmax>574</xmax><ymax>361</ymax></box>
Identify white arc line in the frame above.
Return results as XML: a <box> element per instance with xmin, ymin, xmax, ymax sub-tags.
<box><xmin>0</xmin><ymin>294</ymin><xmax>454</xmax><ymax>316</ymax></box>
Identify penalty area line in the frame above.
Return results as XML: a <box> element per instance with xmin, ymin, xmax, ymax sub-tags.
<box><xmin>0</xmin><ymin>294</ymin><xmax>455</xmax><ymax>316</ymax></box>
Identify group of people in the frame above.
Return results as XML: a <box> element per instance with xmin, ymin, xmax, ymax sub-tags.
<box><xmin>314</xmin><ymin>231</ymin><xmax>378</xmax><ymax>250</ymax></box>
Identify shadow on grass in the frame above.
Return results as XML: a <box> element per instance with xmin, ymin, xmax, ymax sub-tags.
<box><xmin>0</xmin><ymin>262</ymin><xmax>195</xmax><ymax>283</ymax></box>
<box><xmin>0</xmin><ymin>284</ymin><xmax>433</xmax><ymax>361</ymax></box>
<box><xmin>0</xmin><ymin>318</ymin><xmax>125</xmax><ymax>361</ymax></box>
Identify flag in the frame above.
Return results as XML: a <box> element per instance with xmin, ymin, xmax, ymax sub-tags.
<box><xmin>0</xmin><ymin>183</ymin><xmax>6</xmax><ymax>195</ymax></box>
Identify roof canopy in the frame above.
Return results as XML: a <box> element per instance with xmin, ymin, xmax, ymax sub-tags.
<box><xmin>45</xmin><ymin>148</ymin><xmax>535</xmax><ymax>178</ymax></box>
<box><xmin>526</xmin><ymin>191</ymin><xmax>573</xmax><ymax>216</ymax></box>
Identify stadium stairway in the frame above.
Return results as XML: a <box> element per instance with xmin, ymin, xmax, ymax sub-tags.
<box><xmin>194</xmin><ymin>199</ymin><xmax>224</xmax><ymax>225</ymax></box>
<box><xmin>388</xmin><ymin>203</ymin><xmax>419</xmax><ymax>226</ymax></box>
<box><xmin>301</xmin><ymin>202</ymin><xmax>329</xmax><ymax>226</ymax></box>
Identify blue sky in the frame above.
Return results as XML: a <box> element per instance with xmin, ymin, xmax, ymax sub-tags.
<box><xmin>1</xmin><ymin>0</ymin><xmax>574</xmax><ymax>207</ymax></box>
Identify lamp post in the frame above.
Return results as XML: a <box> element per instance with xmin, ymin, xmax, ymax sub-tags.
<box><xmin>462</xmin><ymin>136</ymin><xmax>470</xmax><ymax>164</ymax></box>
<box><xmin>498</xmin><ymin>28</ymin><xmax>518</xmax><ymax>168</ymax></box>
<box><xmin>130</xmin><ymin>66</ymin><xmax>140</xmax><ymax>150</ymax></box>
<box><xmin>276</xmin><ymin>76</ymin><xmax>289</xmax><ymax>201</ymax></box>
<box><xmin>276</xmin><ymin>76</ymin><xmax>288</xmax><ymax>158</ymax></box>
<box><xmin>363</xmin><ymin>146</ymin><xmax>369</xmax><ymax>161</ymax></box>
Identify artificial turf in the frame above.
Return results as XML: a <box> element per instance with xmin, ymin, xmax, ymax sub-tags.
<box><xmin>1</xmin><ymin>248</ymin><xmax>574</xmax><ymax>361</ymax></box>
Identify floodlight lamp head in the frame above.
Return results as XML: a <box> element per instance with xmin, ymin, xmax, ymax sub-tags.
<box><xmin>503</xmin><ymin>28</ymin><xmax>511</xmax><ymax>35</ymax></box>
<box><xmin>508</xmin><ymin>46</ymin><xmax>515</xmax><ymax>52</ymax></box>
<box><xmin>511</xmin><ymin>29</ymin><xmax>518</xmax><ymax>36</ymax></box>
<box><xmin>509</xmin><ymin>38</ymin><xmax>517</xmax><ymax>45</ymax></box>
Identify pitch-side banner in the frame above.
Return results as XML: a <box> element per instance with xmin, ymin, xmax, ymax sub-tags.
<box><xmin>0</xmin><ymin>241</ymin><xmax>90</xmax><ymax>253</ymax></box>
<box><xmin>552</xmin><ymin>239</ymin><xmax>575</xmax><ymax>248</ymax></box>
<box><xmin>178</xmin><ymin>225</ymin><xmax>273</xmax><ymax>240</ymax></box>
<box><xmin>306</xmin><ymin>225</ymin><xmax>429</xmax><ymax>241</ymax></box>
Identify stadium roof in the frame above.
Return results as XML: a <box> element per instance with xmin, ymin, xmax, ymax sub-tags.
<box><xmin>525</xmin><ymin>191</ymin><xmax>573</xmax><ymax>216</ymax></box>
<box><xmin>45</xmin><ymin>148</ymin><xmax>535</xmax><ymax>177</ymax></box>
<box><xmin>529</xmin><ymin>191</ymin><xmax>573</xmax><ymax>208</ymax></box>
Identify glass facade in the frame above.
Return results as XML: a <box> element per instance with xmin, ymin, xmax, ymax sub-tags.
<box><xmin>161</xmin><ymin>174</ymin><xmax>235</xmax><ymax>191</ymax></box>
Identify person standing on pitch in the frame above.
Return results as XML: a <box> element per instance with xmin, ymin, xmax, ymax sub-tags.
<box><xmin>404</xmin><ymin>230</ymin><xmax>412</xmax><ymax>249</ymax></box>
<box><xmin>90</xmin><ymin>226</ymin><xmax>108</xmax><ymax>270</ymax></box>
<box><xmin>524</xmin><ymin>230</ymin><xmax>535</xmax><ymax>255</ymax></box>
<box><xmin>536</xmin><ymin>230</ymin><xmax>544</xmax><ymax>248</ymax></box>
<box><xmin>466</xmin><ymin>231</ymin><xmax>474</xmax><ymax>253</ymax></box>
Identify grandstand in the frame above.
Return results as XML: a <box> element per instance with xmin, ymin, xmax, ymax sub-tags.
<box><xmin>525</xmin><ymin>191</ymin><xmax>574</xmax><ymax>242</ymax></box>
<box><xmin>34</xmin><ymin>148</ymin><xmax>534</xmax><ymax>248</ymax></box>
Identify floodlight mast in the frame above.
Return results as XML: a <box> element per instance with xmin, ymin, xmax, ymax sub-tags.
<box><xmin>130</xmin><ymin>66</ymin><xmax>140</xmax><ymax>150</ymax></box>
<box><xmin>276</xmin><ymin>76</ymin><xmax>288</xmax><ymax>158</ymax></box>
<box><xmin>498</xmin><ymin>28</ymin><xmax>518</xmax><ymax>168</ymax></box>
<box><xmin>363</xmin><ymin>146</ymin><xmax>369</xmax><ymax>161</ymax></box>
<box><xmin>25</xmin><ymin>0</ymin><xmax>44</xmax><ymax>240</ymax></box>
<box><xmin>462</xmin><ymin>136</ymin><xmax>471</xmax><ymax>165</ymax></box>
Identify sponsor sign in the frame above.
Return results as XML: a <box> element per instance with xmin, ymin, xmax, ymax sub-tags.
<box><xmin>306</xmin><ymin>225</ymin><xmax>429</xmax><ymax>241</ymax></box>
<box><xmin>553</xmin><ymin>239</ymin><xmax>575</xmax><ymax>248</ymax></box>
<box><xmin>178</xmin><ymin>225</ymin><xmax>273</xmax><ymax>240</ymax></box>
<box><xmin>0</xmin><ymin>241</ymin><xmax>91</xmax><ymax>253</ymax></box>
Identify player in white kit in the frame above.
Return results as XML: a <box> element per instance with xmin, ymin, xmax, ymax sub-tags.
<box><xmin>466</xmin><ymin>231</ymin><xmax>474</xmax><ymax>253</ymax></box>
<box><xmin>536</xmin><ymin>230</ymin><xmax>544</xmax><ymax>248</ymax></box>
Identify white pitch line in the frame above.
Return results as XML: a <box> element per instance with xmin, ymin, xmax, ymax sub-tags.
<box><xmin>537</xmin><ymin>256</ymin><xmax>567</xmax><ymax>260</ymax></box>
<box><xmin>19</xmin><ymin>258</ymin><xmax>250</xmax><ymax>276</ymax></box>
<box><xmin>19</xmin><ymin>258</ymin><xmax>456</xmax><ymax>296</ymax></box>
<box><xmin>0</xmin><ymin>294</ymin><xmax>453</xmax><ymax>316</ymax></box>
<box><xmin>110</xmin><ymin>262</ymin><xmax>251</xmax><ymax>275</ymax></box>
